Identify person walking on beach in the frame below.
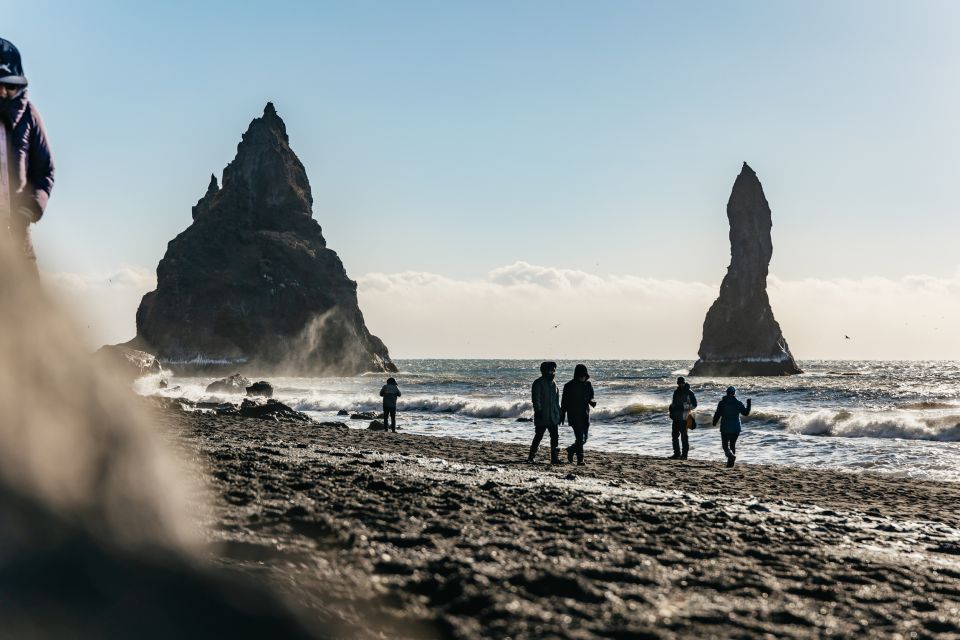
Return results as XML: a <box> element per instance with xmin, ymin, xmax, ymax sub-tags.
<box><xmin>528</xmin><ymin>361</ymin><xmax>562</xmax><ymax>464</ymax></box>
<box><xmin>379</xmin><ymin>377</ymin><xmax>401</xmax><ymax>433</ymax></box>
<box><xmin>668</xmin><ymin>377</ymin><xmax>697</xmax><ymax>460</ymax></box>
<box><xmin>0</xmin><ymin>39</ymin><xmax>55</xmax><ymax>277</ymax></box>
<box><xmin>561</xmin><ymin>364</ymin><xmax>596</xmax><ymax>465</ymax></box>
<box><xmin>712</xmin><ymin>386</ymin><xmax>751</xmax><ymax>467</ymax></box>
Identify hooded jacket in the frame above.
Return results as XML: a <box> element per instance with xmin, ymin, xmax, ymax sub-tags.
<box><xmin>379</xmin><ymin>383</ymin><xmax>401</xmax><ymax>409</ymax></box>
<box><xmin>561</xmin><ymin>365</ymin><xmax>594</xmax><ymax>429</ymax></box>
<box><xmin>532</xmin><ymin>375</ymin><xmax>561</xmax><ymax>427</ymax></box>
<box><xmin>669</xmin><ymin>383</ymin><xmax>697</xmax><ymax>421</ymax></box>
<box><xmin>712</xmin><ymin>395</ymin><xmax>750</xmax><ymax>433</ymax></box>
<box><xmin>1</xmin><ymin>91</ymin><xmax>54</xmax><ymax>222</ymax></box>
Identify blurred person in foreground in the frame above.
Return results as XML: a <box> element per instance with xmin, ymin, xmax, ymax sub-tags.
<box><xmin>0</xmin><ymin>37</ymin><xmax>54</xmax><ymax>277</ymax></box>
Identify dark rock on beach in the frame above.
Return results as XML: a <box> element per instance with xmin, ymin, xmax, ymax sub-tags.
<box><xmin>351</xmin><ymin>411</ymin><xmax>383</xmax><ymax>420</ymax></box>
<box><xmin>238</xmin><ymin>398</ymin><xmax>310</xmax><ymax>422</ymax></box>
<box><xmin>246</xmin><ymin>381</ymin><xmax>274</xmax><ymax>398</ymax></box>
<box><xmin>690</xmin><ymin>163</ymin><xmax>802</xmax><ymax>376</ymax></box>
<box><xmin>205</xmin><ymin>373</ymin><xmax>251</xmax><ymax>394</ymax></box>
<box><xmin>129</xmin><ymin>103</ymin><xmax>396</xmax><ymax>376</ymax></box>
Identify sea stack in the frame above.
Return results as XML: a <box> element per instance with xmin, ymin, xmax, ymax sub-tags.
<box><xmin>131</xmin><ymin>103</ymin><xmax>396</xmax><ymax>375</ymax></box>
<box><xmin>689</xmin><ymin>163</ymin><xmax>801</xmax><ymax>377</ymax></box>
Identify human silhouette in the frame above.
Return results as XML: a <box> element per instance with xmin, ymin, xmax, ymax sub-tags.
<box><xmin>561</xmin><ymin>363</ymin><xmax>595</xmax><ymax>465</ymax></box>
<box><xmin>0</xmin><ymin>39</ymin><xmax>54</xmax><ymax>278</ymax></box>
<box><xmin>668</xmin><ymin>376</ymin><xmax>697</xmax><ymax>459</ymax></box>
<box><xmin>379</xmin><ymin>377</ymin><xmax>401</xmax><ymax>433</ymax></box>
<box><xmin>712</xmin><ymin>386</ymin><xmax>751</xmax><ymax>467</ymax></box>
<box><xmin>528</xmin><ymin>361</ymin><xmax>562</xmax><ymax>464</ymax></box>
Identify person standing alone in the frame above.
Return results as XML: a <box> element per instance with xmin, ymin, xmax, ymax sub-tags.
<box><xmin>379</xmin><ymin>377</ymin><xmax>401</xmax><ymax>433</ymax></box>
<box><xmin>712</xmin><ymin>386</ymin><xmax>751</xmax><ymax>467</ymax></box>
<box><xmin>561</xmin><ymin>364</ymin><xmax>596</xmax><ymax>465</ymax></box>
<box><xmin>528</xmin><ymin>361</ymin><xmax>562</xmax><ymax>464</ymax></box>
<box><xmin>0</xmin><ymin>38</ymin><xmax>54</xmax><ymax>276</ymax></box>
<box><xmin>668</xmin><ymin>377</ymin><xmax>697</xmax><ymax>460</ymax></box>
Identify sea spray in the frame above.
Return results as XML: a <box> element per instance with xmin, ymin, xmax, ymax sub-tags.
<box><xmin>786</xmin><ymin>410</ymin><xmax>960</xmax><ymax>442</ymax></box>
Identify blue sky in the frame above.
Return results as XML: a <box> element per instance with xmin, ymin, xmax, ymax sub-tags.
<box><xmin>7</xmin><ymin>1</ymin><xmax>960</xmax><ymax>356</ymax></box>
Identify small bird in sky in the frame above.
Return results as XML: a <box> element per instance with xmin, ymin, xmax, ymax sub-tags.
<box><xmin>552</xmin><ymin>324</ymin><xmax>561</xmax><ymax>329</ymax></box>
<box><xmin>844</xmin><ymin>335</ymin><xmax>851</xmax><ymax>340</ymax></box>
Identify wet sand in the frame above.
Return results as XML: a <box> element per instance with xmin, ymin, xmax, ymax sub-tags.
<box><xmin>159</xmin><ymin>409</ymin><xmax>960</xmax><ymax>639</ymax></box>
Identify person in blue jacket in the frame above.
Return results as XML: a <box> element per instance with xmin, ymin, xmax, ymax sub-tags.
<box><xmin>712</xmin><ymin>386</ymin><xmax>751</xmax><ymax>468</ymax></box>
<box><xmin>0</xmin><ymin>39</ymin><xmax>55</xmax><ymax>276</ymax></box>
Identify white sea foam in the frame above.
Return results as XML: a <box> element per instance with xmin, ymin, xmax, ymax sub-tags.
<box><xmin>786</xmin><ymin>410</ymin><xmax>960</xmax><ymax>442</ymax></box>
<box><xmin>290</xmin><ymin>394</ymin><xmax>669</xmax><ymax>421</ymax></box>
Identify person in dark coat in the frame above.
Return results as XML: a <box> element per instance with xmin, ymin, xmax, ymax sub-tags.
<box><xmin>712</xmin><ymin>386</ymin><xmax>751</xmax><ymax>468</ymax></box>
<box><xmin>528</xmin><ymin>361</ymin><xmax>562</xmax><ymax>464</ymax></box>
<box><xmin>561</xmin><ymin>363</ymin><xmax>596</xmax><ymax>465</ymax></box>
<box><xmin>0</xmin><ymin>39</ymin><xmax>55</xmax><ymax>276</ymax></box>
<box><xmin>668</xmin><ymin>376</ymin><xmax>697</xmax><ymax>460</ymax></box>
<box><xmin>379</xmin><ymin>377</ymin><xmax>401</xmax><ymax>433</ymax></box>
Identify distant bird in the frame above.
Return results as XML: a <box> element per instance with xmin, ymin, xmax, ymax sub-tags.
<box><xmin>844</xmin><ymin>335</ymin><xmax>851</xmax><ymax>340</ymax></box>
<box><xmin>552</xmin><ymin>324</ymin><xmax>561</xmax><ymax>329</ymax></box>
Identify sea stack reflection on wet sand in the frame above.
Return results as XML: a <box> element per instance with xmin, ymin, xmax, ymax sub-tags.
<box><xmin>690</xmin><ymin>163</ymin><xmax>802</xmax><ymax>377</ymax></box>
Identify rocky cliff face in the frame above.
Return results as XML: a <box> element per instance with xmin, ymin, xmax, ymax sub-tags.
<box><xmin>689</xmin><ymin>163</ymin><xmax>801</xmax><ymax>377</ymax></box>
<box><xmin>132</xmin><ymin>103</ymin><xmax>395</xmax><ymax>375</ymax></box>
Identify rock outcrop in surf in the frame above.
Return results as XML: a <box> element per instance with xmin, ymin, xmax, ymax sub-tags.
<box><xmin>690</xmin><ymin>163</ymin><xmax>801</xmax><ymax>377</ymax></box>
<box><xmin>131</xmin><ymin>103</ymin><xmax>396</xmax><ymax>375</ymax></box>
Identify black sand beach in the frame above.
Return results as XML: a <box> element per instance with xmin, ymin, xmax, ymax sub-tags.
<box><xmin>159</xmin><ymin>408</ymin><xmax>960</xmax><ymax>639</ymax></box>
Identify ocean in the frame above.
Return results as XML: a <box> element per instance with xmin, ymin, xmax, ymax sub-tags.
<box><xmin>140</xmin><ymin>359</ymin><xmax>960</xmax><ymax>483</ymax></box>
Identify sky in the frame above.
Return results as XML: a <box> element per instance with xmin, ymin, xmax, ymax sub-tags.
<box><xmin>7</xmin><ymin>1</ymin><xmax>960</xmax><ymax>359</ymax></box>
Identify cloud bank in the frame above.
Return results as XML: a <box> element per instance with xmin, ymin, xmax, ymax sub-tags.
<box><xmin>358</xmin><ymin>262</ymin><xmax>960</xmax><ymax>360</ymax></box>
<box><xmin>42</xmin><ymin>267</ymin><xmax>156</xmax><ymax>350</ymax></box>
<box><xmin>43</xmin><ymin>262</ymin><xmax>960</xmax><ymax>360</ymax></box>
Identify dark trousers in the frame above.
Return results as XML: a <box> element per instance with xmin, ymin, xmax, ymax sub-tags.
<box><xmin>383</xmin><ymin>406</ymin><xmax>396</xmax><ymax>430</ymax></box>
<box><xmin>721</xmin><ymin>432</ymin><xmax>739</xmax><ymax>458</ymax></box>
<box><xmin>671</xmin><ymin>419</ymin><xmax>689</xmax><ymax>456</ymax></box>
<box><xmin>566</xmin><ymin>425</ymin><xmax>589</xmax><ymax>462</ymax></box>
<box><xmin>529</xmin><ymin>423</ymin><xmax>559</xmax><ymax>457</ymax></box>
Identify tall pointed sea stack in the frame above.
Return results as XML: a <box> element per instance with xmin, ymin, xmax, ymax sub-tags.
<box><xmin>689</xmin><ymin>163</ymin><xmax>801</xmax><ymax>377</ymax></box>
<box><xmin>132</xmin><ymin>103</ymin><xmax>396</xmax><ymax>375</ymax></box>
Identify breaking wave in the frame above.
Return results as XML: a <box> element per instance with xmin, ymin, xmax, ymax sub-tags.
<box><xmin>898</xmin><ymin>401</ymin><xmax>959</xmax><ymax>410</ymax></box>
<box><xmin>286</xmin><ymin>394</ymin><xmax>668</xmax><ymax>421</ymax></box>
<box><xmin>785</xmin><ymin>410</ymin><xmax>960</xmax><ymax>442</ymax></box>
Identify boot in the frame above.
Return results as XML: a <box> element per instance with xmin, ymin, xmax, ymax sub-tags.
<box><xmin>527</xmin><ymin>443</ymin><xmax>538</xmax><ymax>463</ymax></box>
<box><xmin>566</xmin><ymin>446</ymin><xmax>574</xmax><ymax>463</ymax></box>
<box><xmin>550</xmin><ymin>448</ymin><xmax>563</xmax><ymax>465</ymax></box>
<box><xmin>727</xmin><ymin>455</ymin><xmax>736</xmax><ymax>468</ymax></box>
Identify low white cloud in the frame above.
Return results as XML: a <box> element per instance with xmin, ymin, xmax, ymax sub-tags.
<box><xmin>39</xmin><ymin>261</ymin><xmax>960</xmax><ymax>360</ymax></box>
<box><xmin>42</xmin><ymin>267</ymin><xmax>156</xmax><ymax>350</ymax></box>
<box><xmin>358</xmin><ymin>262</ymin><xmax>960</xmax><ymax>360</ymax></box>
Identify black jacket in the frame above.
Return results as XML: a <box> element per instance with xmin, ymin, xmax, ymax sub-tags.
<box><xmin>561</xmin><ymin>379</ymin><xmax>594</xmax><ymax>429</ymax></box>
<box><xmin>669</xmin><ymin>384</ymin><xmax>697</xmax><ymax>421</ymax></box>
<box><xmin>1</xmin><ymin>91</ymin><xmax>54</xmax><ymax>221</ymax></box>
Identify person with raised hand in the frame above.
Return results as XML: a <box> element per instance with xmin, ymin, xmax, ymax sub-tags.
<box><xmin>712</xmin><ymin>386</ymin><xmax>751</xmax><ymax>468</ymax></box>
